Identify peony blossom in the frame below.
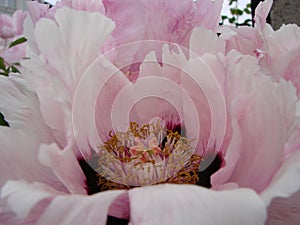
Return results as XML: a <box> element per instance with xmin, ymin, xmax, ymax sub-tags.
<box><xmin>0</xmin><ymin>10</ymin><xmax>27</xmax><ymax>66</ymax></box>
<box><xmin>0</xmin><ymin>0</ymin><xmax>300</xmax><ymax>225</ymax></box>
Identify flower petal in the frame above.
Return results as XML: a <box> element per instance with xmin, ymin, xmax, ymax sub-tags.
<box><xmin>266</xmin><ymin>190</ymin><xmax>300</xmax><ymax>225</ymax></box>
<box><xmin>0</xmin><ymin>127</ymin><xmax>65</xmax><ymax>191</ymax></box>
<box><xmin>224</xmin><ymin>52</ymin><xmax>298</xmax><ymax>192</ymax></box>
<box><xmin>38</xmin><ymin>141</ymin><xmax>86</xmax><ymax>195</ymax></box>
<box><xmin>1</xmin><ymin>180</ymin><xmax>126</xmax><ymax>225</ymax></box>
<box><xmin>23</xmin><ymin>7</ymin><xmax>115</xmax><ymax>145</ymax></box>
<box><xmin>129</xmin><ymin>184</ymin><xmax>267</xmax><ymax>225</ymax></box>
<box><xmin>0</xmin><ymin>75</ymin><xmax>54</xmax><ymax>143</ymax></box>
<box><xmin>260</xmin><ymin>150</ymin><xmax>300</xmax><ymax>206</ymax></box>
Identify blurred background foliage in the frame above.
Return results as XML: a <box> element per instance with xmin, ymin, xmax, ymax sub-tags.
<box><xmin>220</xmin><ymin>0</ymin><xmax>252</xmax><ymax>27</ymax></box>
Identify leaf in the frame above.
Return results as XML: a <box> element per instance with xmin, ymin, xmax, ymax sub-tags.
<box><xmin>221</xmin><ymin>15</ymin><xmax>228</xmax><ymax>20</ymax></box>
<box><xmin>9</xmin><ymin>65</ymin><xmax>20</xmax><ymax>73</ymax></box>
<box><xmin>8</xmin><ymin>37</ymin><xmax>27</xmax><ymax>48</ymax></box>
<box><xmin>230</xmin><ymin>8</ymin><xmax>243</xmax><ymax>16</ymax></box>
<box><xmin>244</xmin><ymin>8</ymin><xmax>251</xmax><ymax>14</ymax></box>
<box><xmin>0</xmin><ymin>57</ymin><xmax>6</xmax><ymax>71</ymax></box>
<box><xmin>229</xmin><ymin>17</ymin><xmax>236</xmax><ymax>24</ymax></box>
<box><xmin>0</xmin><ymin>112</ymin><xmax>9</xmax><ymax>127</ymax></box>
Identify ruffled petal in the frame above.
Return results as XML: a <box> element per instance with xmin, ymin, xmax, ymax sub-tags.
<box><xmin>0</xmin><ymin>75</ymin><xmax>54</xmax><ymax>143</ymax></box>
<box><xmin>1</xmin><ymin>180</ymin><xmax>126</xmax><ymax>225</ymax></box>
<box><xmin>22</xmin><ymin>7</ymin><xmax>115</xmax><ymax>146</ymax></box>
<box><xmin>224</xmin><ymin>52</ymin><xmax>298</xmax><ymax>192</ymax></box>
<box><xmin>38</xmin><ymin>141</ymin><xmax>86</xmax><ymax>195</ymax></box>
<box><xmin>0</xmin><ymin>180</ymin><xmax>60</xmax><ymax>224</ymax></box>
<box><xmin>129</xmin><ymin>184</ymin><xmax>267</xmax><ymax>225</ymax></box>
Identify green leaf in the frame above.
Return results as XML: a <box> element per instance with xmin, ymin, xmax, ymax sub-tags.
<box><xmin>229</xmin><ymin>0</ymin><xmax>237</xmax><ymax>5</ymax></box>
<box><xmin>244</xmin><ymin>8</ymin><xmax>251</xmax><ymax>14</ymax></box>
<box><xmin>8</xmin><ymin>37</ymin><xmax>27</xmax><ymax>48</ymax></box>
<box><xmin>0</xmin><ymin>113</ymin><xmax>9</xmax><ymax>127</ymax></box>
<box><xmin>230</xmin><ymin>8</ymin><xmax>243</xmax><ymax>16</ymax></box>
<box><xmin>0</xmin><ymin>57</ymin><xmax>6</xmax><ymax>71</ymax></box>
<box><xmin>229</xmin><ymin>17</ymin><xmax>236</xmax><ymax>24</ymax></box>
<box><xmin>10</xmin><ymin>65</ymin><xmax>20</xmax><ymax>73</ymax></box>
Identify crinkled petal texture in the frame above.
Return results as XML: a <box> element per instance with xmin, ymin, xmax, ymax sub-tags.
<box><xmin>22</xmin><ymin>7</ymin><xmax>115</xmax><ymax>147</ymax></box>
<box><xmin>211</xmin><ymin>51</ymin><xmax>299</xmax><ymax>192</ymax></box>
<box><xmin>102</xmin><ymin>0</ymin><xmax>222</xmax><ymax>77</ymax></box>
<box><xmin>262</xmin><ymin>24</ymin><xmax>300</xmax><ymax>96</ymax></box>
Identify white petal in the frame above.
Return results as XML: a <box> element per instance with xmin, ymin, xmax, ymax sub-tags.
<box><xmin>129</xmin><ymin>184</ymin><xmax>267</xmax><ymax>225</ymax></box>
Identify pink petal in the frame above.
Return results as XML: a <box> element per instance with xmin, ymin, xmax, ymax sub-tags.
<box><xmin>0</xmin><ymin>128</ymin><xmax>65</xmax><ymax>192</ymax></box>
<box><xmin>38</xmin><ymin>142</ymin><xmax>86</xmax><ymax>195</ymax></box>
<box><xmin>0</xmin><ymin>75</ymin><xmax>54</xmax><ymax>143</ymax></box>
<box><xmin>27</xmin><ymin>1</ymin><xmax>50</xmax><ymax>24</ymax></box>
<box><xmin>254</xmin><ymin>0</ymin><xmax>273</xmax><ymax>31</ymax></box>
<box><xmin>263</xmin><ymin>24</ymin><xmax>300</xmax><ymax>96</ymax></box>
<box><xmin>23</xmin><ymin>7</ymin><xmax>115</xmax><ymax>146</ymax></box>
<box><xmin>194</xmin><ymin>0</ymin><xmax>223</xmax><ymax>32</ymax></box>
<box><xmin>189</xmin><ymin>27</ymin><xmax>225</xmax><ymax>56</ymax></box>
<box><xmin>260</xmin><ymin>150</ymin><xmax>300</xmax><ymax>206</ymax></box>
<box><xmin>72</xmin><ymin>56</ymin><xmax>129</xmax><ymax>156</ymax></box>
<box><xmin>211</xmin><ymin>119</ymin><xmax>241</xmax><ymax>188</ymax></box>
<box><xmin>35</xmin><ymin>191</ymin><xmax>125</xmax><ymax>225</ymax></box>
<box><xmin>1</xmin><ymin>180</ymin><xmax>60</xmax><ymax>223</ymax></box>
<box><xmin>224</xmin><ymin>52</ymin><xmax>298</xmax><ymax>192</ymax></box>
<box><xmin>129</xmin><ymin>184</ymin><xmax>267</xmax><ymax>225</ymax></box>
<box><xmin>139</xmin><ymin>45</ymin><xmax>227</xmax><ymax>160</ymax></box>
<box><xmin>1</xmin><ymin>180</ymin><xmax>126</xmax><ymax>225</ymax></box>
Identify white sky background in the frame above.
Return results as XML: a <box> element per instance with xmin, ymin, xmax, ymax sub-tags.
<box><xmin>44</xmin><ymin>0</ymin><xmax>251</xmax><ymax>24</ymax></box>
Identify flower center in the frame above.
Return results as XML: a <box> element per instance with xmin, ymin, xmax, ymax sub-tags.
<box><xmin>94</xmin><ymin>120</ymin><xmax>201</xmax><ymax>189</ymax></box>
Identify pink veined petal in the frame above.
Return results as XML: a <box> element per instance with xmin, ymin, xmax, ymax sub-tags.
<box><xmin>35</xmin><ymin>190</ymin><xmax>125</xmax><ymax>225</ymax></box>
<box><xmin>1</xmin><ymin>180</ymin><xmax>126</xmax><ymax>225</ymax></box>
<box><xmin>38</xmin><ymin>141</ymin><xmax>86</xmax><ymax>195</ymax></box>
<box><xmin>129</xmin><ymin>184</ymin><xmax>267</xmax><ymax>225</ymax></box>
<box><xmin>108</xmin><ymin>192</ymin><xmax>130</xmax><ymax>219</ymax></box>
<box><xmin>33</xmin><ymin>7</ymin><xmax>114</xmax><ymax>93</ymax></box>
<box><xmin>22</xmin><ymin>7</ymin><xmax>115</xmax><ymax>146</ymax></box>
<box><xmin>194</xmin><ymin>0</ymin><xmax>223</xmax><ymax>32</ymax></box>
<box><xmin>224</xmin><ymin>52</ymin><xmax>298</xmax><ymax>192</ymax></box>
<box><xmin>0</xmin><ymin>180</ymin><xmax>61</xmax><ymax>224</ymax></box>
<box><xmin>0</xmin><ymin>75</ymin><xmax>54</xmax><ymax>143</ymax></box>
<box><xmin>139</xmin><ymin>45</ymin><xmax>227</xmax><ymax>161</ymax></box>
<box><xmin>72</xmin><ymin>56</ymin><xmax>129</xmax><ymax>156</ymax></box>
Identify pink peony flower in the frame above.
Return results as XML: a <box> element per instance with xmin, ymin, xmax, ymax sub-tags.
<box><xmin>0</xmin><ymin>0</ymin><xmax>300</xmax><ymax>225</ymax></box>
<box><xmin>0</xmin><ymin>10</ymin><xmax>28</xmax><ymax>65</ymax></box>
<box><xmin>220</xmin><ymin>0</ymin><xmax>300</xmax><ymax>97</ymax></box>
